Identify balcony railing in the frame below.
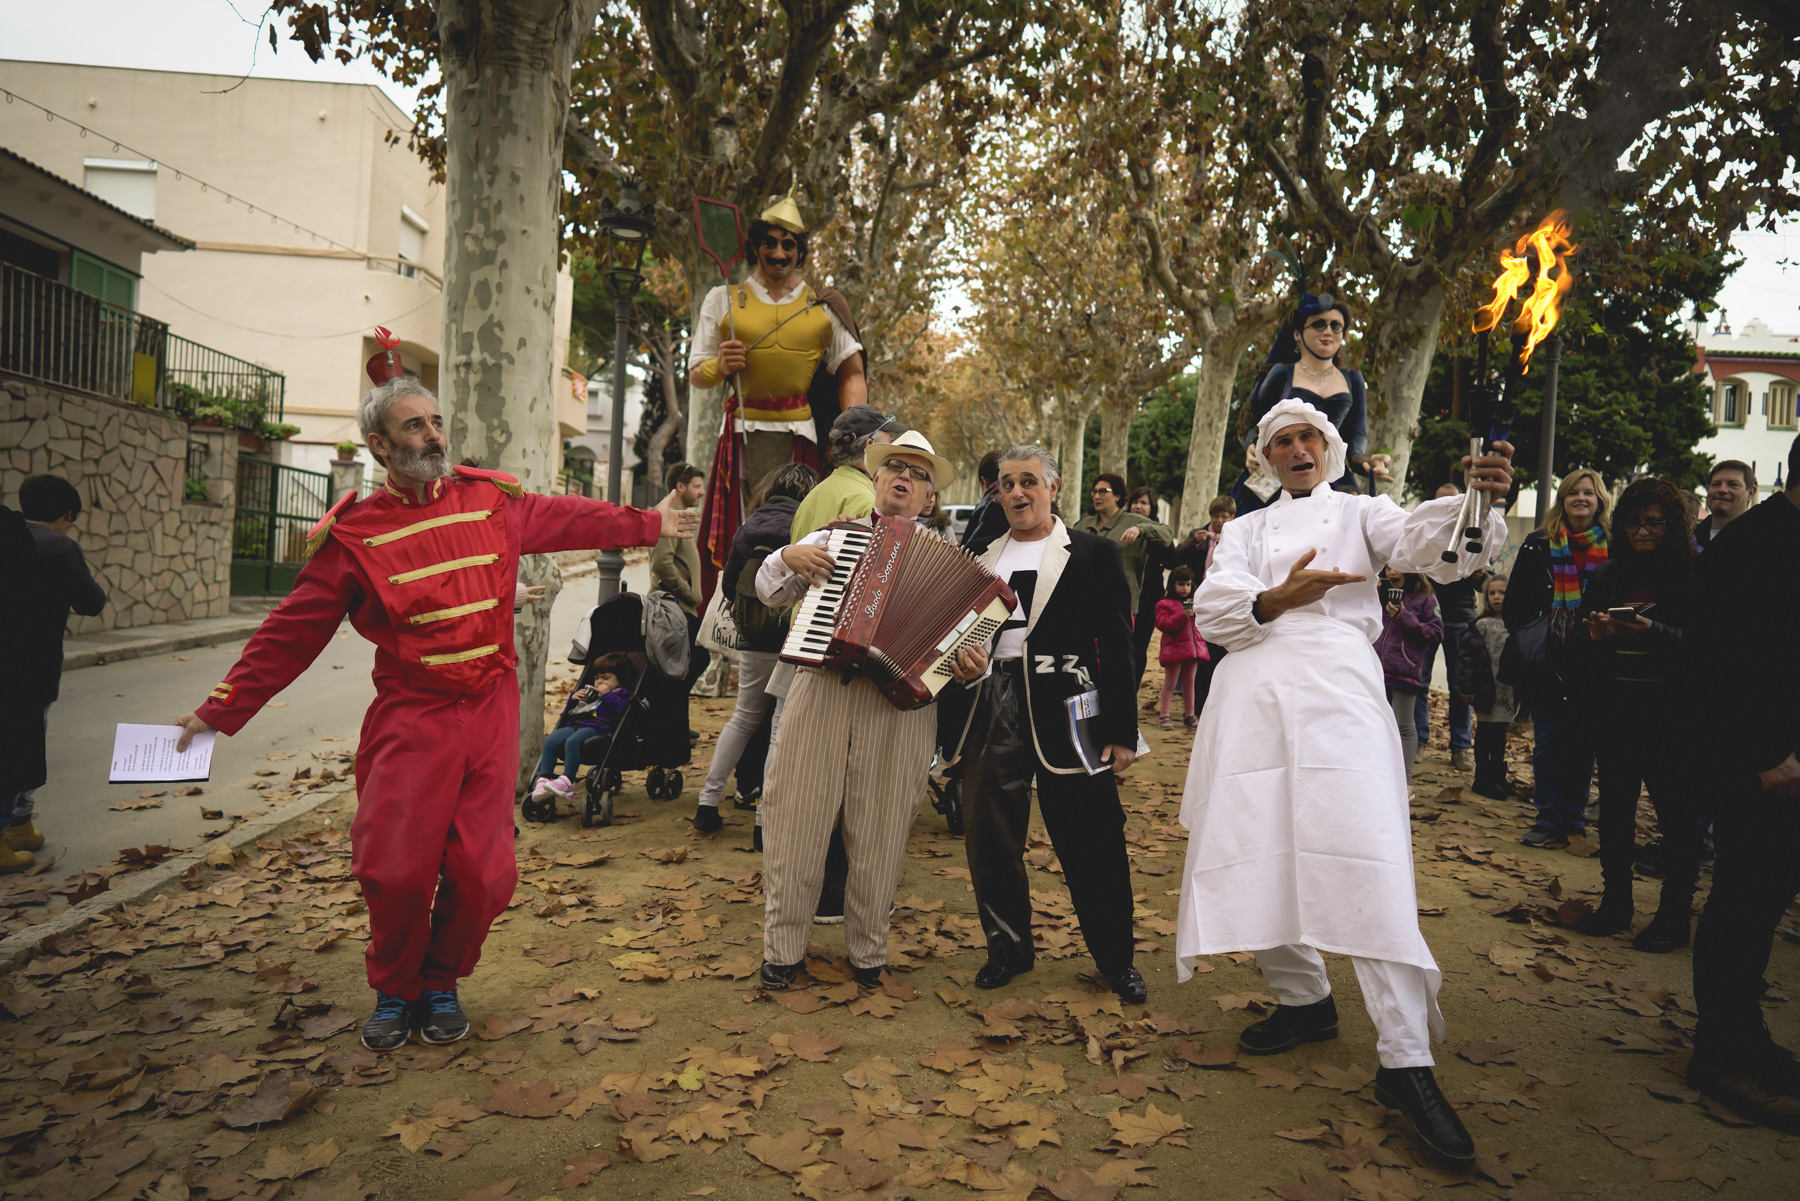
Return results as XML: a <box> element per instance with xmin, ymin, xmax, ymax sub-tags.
<box><xmin>0</xmin><ymin>262</ymin><xmax>283</xmax><ymax>427</ymax></box>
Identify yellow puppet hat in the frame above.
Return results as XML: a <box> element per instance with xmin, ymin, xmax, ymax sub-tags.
<box><xmin>760</xmin><ymin>185</ymin><xmax>805</xmax><ymax>235</ymax></box>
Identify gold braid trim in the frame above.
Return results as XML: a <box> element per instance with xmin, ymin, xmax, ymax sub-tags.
<box><xmin>303</xmin><ymin>519</ymin><xmax>335</xmax><ymax>560</ymax></box>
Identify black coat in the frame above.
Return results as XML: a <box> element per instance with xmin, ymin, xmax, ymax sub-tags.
<box><xmin>1688</xmin><ymin>491</ymin><xmax>1800</xmax><ymax>779</ymax></box>
<box><xmin>0</xmin><ymin>506</ymin><xmax>42</xmax><ymax>797</ymax></box>
<box><xmin>961</xmin><ymin>485</ymin><xmax>1010</xmax><ymax>557</ymax></box>
<box><xmin>722</xmin><ymin>496</ymin><xmax>801</xmax><ymax>655</ymax></box>
<box><xmin>1564</xmin><ymin>555</ymin><xmax>1692</xmax><ymax>697</ymax></box>
<box><xmin>939</xmin><ymin>525</ymin><xmax>1139</xmax><ymax>773</ymax></box>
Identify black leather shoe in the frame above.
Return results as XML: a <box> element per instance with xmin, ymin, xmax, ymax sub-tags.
<box><xmin>692</xmin><ymin>804</ymin><xmax>723</xmax><ymax>833</ymax></box>
<box><xmin>1632</xmin><ymin>911</ymin><xmax>1690</xmax><ymax>953</ymax></box>
<box><xmin>759</xmin><ymin>961</ymin><xmax>801</xmax><ymax>990</ymax></box>
<box><xmin>752</xmin><ymin>825</ymin><xmax>764</xmax><ymax>852</ymax></box>
<box><xmin>1375</xmin><ymin>1066</ymin><xmax>1476</xmax><ymax>1169</ymax></box>
<box><xmin>1107</xmin><ymin>966</ymin><xmax>1147</xmax><ymax>1006</ymax></box>
<box><xmin>975</xmin><ymin>958</ymin><xmax>1033</xmax><ymax>990</ymax></box>
<box><xmin>852</xmin><ymin>963</ymin><xmax>887</xmax><ymax>989</ymax></box>
<box><xmin>1237</xmin><ymin>995</ymin><xmax>1338</xmax><ymax>1055</ymax></box>
<box><xmin>1689</xmin><ymin>1051</ymin><xmax>1800</xmax><ymax>1135</ymax></box>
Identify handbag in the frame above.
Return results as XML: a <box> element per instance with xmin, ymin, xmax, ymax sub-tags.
<box><xmin>1497</xmin><ymin>613</ymin><xmax>1559</xmax><ymax>698</ymax></box>
<box><xmin>696</xmin><ymin>585</ymin><xmax>743</xmax><ymax>660</ymax></box>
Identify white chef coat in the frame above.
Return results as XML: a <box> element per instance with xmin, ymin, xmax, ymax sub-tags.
<box><xmin>1173</xmin><ymin>485</ymin><xmax>1504</xmax><ymax>1035</ymax></box>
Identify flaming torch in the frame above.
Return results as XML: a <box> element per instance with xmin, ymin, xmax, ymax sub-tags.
<box><xmin>1452</xmin><ymin>210</ymin><xmax>1577</xmax><ymax>554</ymax></box>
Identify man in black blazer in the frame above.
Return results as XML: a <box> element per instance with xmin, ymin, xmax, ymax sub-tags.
<box><xmin>939</xmin><ymin>444</ymin><xmax>1145</xmax><ymax>1003</ymax></box>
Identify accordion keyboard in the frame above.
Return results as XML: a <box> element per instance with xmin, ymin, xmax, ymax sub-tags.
<box><xmin>781</xmin><ymin>525</ymin><xmax>874</xmax><ymax>664</ymax></box>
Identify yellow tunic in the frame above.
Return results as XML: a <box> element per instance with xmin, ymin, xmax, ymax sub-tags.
<box><xmin>719</xmin><ymin>283</ymin><xmax>834</xmax><ymax>424</ymax></box>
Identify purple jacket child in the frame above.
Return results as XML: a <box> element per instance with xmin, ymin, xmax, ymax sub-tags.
<box><xmin>1374</xmin><ymin>592</ymin><xmax>1442</xmax><ymax>692</ymax></box>
<box><xmin>561</xmin><ymin>686</ymin><xmax>632</xmax><ymax>738</ymax></box>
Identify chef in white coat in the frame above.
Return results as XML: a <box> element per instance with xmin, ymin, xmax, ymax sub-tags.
<box><xmin>1176</xmin><ymin>398</ymin><xmax>1513</xmax><ymax>1168</ymax></box>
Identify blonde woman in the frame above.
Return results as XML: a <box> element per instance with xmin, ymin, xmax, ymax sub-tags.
<box><xmin>1503</xmin><ymin>469</ymin><xmax>1611</xmax><ymax>848</ymax></box>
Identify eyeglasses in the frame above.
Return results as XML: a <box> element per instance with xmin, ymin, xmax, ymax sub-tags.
<box><xmin>879</xmin><ymin>458</ymin><xmax>933</xmax><ymax>484</ymax></box>
<box><xmin>1625</xmin><ymin>518</ymin><xmax>1668</xmax><ymax>531</ymax></box>
<box><xmin>1305</xmin><ymin>319</ymin><xmax>1346</xmax><ymax>334</ymax></box>
<box><xmin>1091</xmin><ymin>487</ymin><xmax>1114</xmax><ymax>495</ymax></box>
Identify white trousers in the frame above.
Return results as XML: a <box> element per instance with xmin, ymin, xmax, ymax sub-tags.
<box><xmin>1254</xmin><ymin>944</ymin><xmax>1435</xmax><ymax>1069</ymax></box>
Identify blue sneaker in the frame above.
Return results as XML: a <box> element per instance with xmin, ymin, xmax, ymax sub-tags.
<box><xmin>360</xmin><ymin>991</ymin><xmax>412</xmax><ymax>1051</ymax></box>
<box><xmin>416</xmin><ymin>988</ymin><xmax>470</xmax><ymax>1044</ymax></box>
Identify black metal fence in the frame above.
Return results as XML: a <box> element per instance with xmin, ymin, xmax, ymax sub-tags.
<box><xmin>0</xmin><ymin>262</ymin><xmax>283</xmax><ymax>424</ymax></box>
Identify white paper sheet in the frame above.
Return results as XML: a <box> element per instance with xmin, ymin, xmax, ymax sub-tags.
<box><xmin>110</xmin><ymin>723</ymin><xmax>215</xmax><ymax>783</ymax></box>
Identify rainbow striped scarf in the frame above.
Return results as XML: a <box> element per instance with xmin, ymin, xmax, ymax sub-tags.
<box><xmin>1547</xmin><ymin>522</ymin><xmax>1607</xmax><ymax>640</ymax></box>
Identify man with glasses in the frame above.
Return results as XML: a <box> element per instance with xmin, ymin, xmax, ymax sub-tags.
<box><xmin>690</xmin><ymin>191</ymin><xmax>868</xmax><ymax>579</ymax></box>
<box><xmin>1075</xmin><ymin>472</ymin><xmax>1171</xmax><ymax>683</ymax></box>
<box><xmin>752</xmin><ymin>431</ymin><xmax>963</xmax><ymax>990</ymax></box>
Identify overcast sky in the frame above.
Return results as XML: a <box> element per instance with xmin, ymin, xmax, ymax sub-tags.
<box><xmin>4</xmin><ymin>0</ymin><xmax>1795</xmax><ymax>336</ymax></box>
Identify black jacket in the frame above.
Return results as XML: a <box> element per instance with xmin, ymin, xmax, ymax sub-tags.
<box><xmin>939</xmin><ymin>524</ymin><xmax>1139</xmax><ymax>773</ymax></box>
<box><xmin>1688</xmin><ymin>492</ymin><xmax>1800</xmax><ymax>778</ymax></box>
<box><xmin>0</xmin><ymin>506</ymin><xmax>44</xmax><ymax>796</ymax></box>
<box><xmin>1503</xmin><ymin>531</ymin><xmax>1556</xmax><ymax>634</ymax></box>
<box><xmin>1564</xmin><ymin>556</ymin><xmax>1692</xmax><ymax>697</ymax></box>
<box><xmin>961</xmin><ymin>484</ymin><xmax>1010</xmax><ymax>557</ymax></box>
<box><xmin>23</xmin><ymin>523</ymin><xmax>108</xmax><ymax>703</ymax></box>
<box><xmin>722</xmin><ymin>496</ymin><xmax>801</xmax><ymax>654</ymax></box>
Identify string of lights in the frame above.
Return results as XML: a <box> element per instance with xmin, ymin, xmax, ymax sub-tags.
<box><xmin>1</xmin><ymin>85</ymin><xmax>361</xmax><ymax>255</ymax></box>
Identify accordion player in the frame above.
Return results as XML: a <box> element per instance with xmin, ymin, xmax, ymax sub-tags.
<box><xmin>780</xmin><ymin>514</ymin><xmax>1017</xmax><ymax>710</ymax></box>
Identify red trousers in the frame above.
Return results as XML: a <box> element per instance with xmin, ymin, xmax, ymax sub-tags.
<box><xmin>350</xmin><ymin>673</ymin><xmax>520</xmax><ymax>997</ymax></box>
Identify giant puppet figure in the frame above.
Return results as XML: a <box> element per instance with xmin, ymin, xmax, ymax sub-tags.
<box><xmin>174</xmin><ymin>330</ymin><xmax>693</xmax><ymax>1051</ymax></box>
<box><xmin>690</xmin><ymin>190</ymin><xmax>868</xmax><ymax>583</ymax></box>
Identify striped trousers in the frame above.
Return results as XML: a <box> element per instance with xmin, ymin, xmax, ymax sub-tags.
<box><xmin>761</xmin><ymin>667</ymin><xmax>936</xmax><ymax>968</ymax></box>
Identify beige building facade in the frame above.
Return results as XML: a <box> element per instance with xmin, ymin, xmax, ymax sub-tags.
<box><xmin>1693</xmin><ymin>316</ymin><xmax>1800</xmax><ymax>491</ymax></box>
<box><xmin>1</xmin><ymin>60</ymin><xmax>584</xmax><ymax>477</ymax></box>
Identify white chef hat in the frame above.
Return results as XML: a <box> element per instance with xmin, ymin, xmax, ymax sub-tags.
<box><xmin>1253</xmin><ymin>397</ymin><xmax>1348</xmax><ymax>487</ymax></box>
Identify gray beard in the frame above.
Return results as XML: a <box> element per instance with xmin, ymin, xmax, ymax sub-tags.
<box><xmin>390</xmin><ymin>444</ymin><xmax>449</xmax><ymax>481</ymax></box>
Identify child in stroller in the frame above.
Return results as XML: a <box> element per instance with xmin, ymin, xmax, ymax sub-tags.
<box><xmin>523</xmin><ymin>590</ymin><xmax>694</xmax><ymax>827</ymax></box>
<box><xmin>528</xmin><ymin>652</ymin><xmax>632</xmax><ymax>805</ymax></box>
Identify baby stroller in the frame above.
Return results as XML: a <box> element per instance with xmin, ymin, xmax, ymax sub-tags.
<box><xmin>524</xmin><ymin>590</ymin><xmax>693</xmax><ymax>828</ymax></box>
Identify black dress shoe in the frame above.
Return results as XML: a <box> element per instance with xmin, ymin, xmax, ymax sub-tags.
<box><xmin>1237</xmin><ymin>995</ymin><xmax>1339</xmax><ymax>1055</ymax></box>
<box><xmin>1107</xmin><ymin>965</ymin><xmax>1147</xmax><ymax>1005</ymax></box>
<box><xmin>1375</xmin><ymin>1066</ymin><xmax>1475</xmax><ymax>1168</ymax></box>
<box><xmin>1575</xmin><ymin>900</ymin><xmax>1633</xmax><ymax>937</ymax></box>
<box><xmin>975</xmin><ymin>958</ymin><xmax>1033</xmax><ymax>989</ymax></box>
<box><xmin>759</xmin><ymin>961</ymin><xmax>801</xmax><ymax>990</ymax></box>
<box><xmin>692</xmin><ymin>803</ymin><xmax>723</xmax><ymax>833</ymax></box>
<box><xmin>852</xmin><ymin>963</ymin><xmax>887</xmax><ymax>989</ymax></box>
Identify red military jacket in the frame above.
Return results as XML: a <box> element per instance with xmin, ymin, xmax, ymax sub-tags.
<box><xmin>197</xmin><ymin>467</ymin><xmax>661</xmax><ymax>735</ymax></box>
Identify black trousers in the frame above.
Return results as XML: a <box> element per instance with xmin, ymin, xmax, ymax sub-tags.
<box><xmin>961</xmin><ymin>666</ymin><xmax>1135</xmax><ymax>977</ymax></box>
<box><xmin>1692</xmin><ymin>783</ymin><xmax>1800</xmax><ymax>1065</ymax></box>
<box><xmin>1594</xmin><ymin>710</ymin><xmax>1700</xmax><ymax>914</ymax></box>
<box><xmin>1474</xmin><ymin>720</ymin><xmax>1509</xmax><ymax>789</ymax></box>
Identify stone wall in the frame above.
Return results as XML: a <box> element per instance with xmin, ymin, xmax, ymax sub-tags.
<box><xmin>0</xmin><ymin>374</ymin><xmax>237</xmax><ymax>633</ymax></box>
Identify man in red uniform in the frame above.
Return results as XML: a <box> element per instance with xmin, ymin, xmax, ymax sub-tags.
<box><xmin>175</xmin><ymin>337</ymin><xmax>694</xmax><ymax>1050</ymax></box>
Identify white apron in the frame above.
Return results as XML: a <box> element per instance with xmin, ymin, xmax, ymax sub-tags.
<box><xmin>1174</xmin><ymin>612</ymin><xmax>1443</xmax><ymax>1037</ymax></box>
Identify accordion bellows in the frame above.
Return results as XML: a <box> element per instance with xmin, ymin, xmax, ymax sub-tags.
<box><xmin>781</xmin><ymin>516</ymin><xmax>1017</xmax><ymax>710</ymax></box>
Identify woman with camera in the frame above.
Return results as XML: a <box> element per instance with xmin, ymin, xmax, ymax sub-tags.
<box><xmin>1565</xmin><ymin>477</ymin><xmax>1699</xmax><ymax>952</ymax></box>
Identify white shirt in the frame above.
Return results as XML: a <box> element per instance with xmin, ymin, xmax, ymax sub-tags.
<box><xmin>989</xmin><ymin>536</ymin><xmax>1049</xmax><ymax>660</ymax></box>
<box><xmin>755</xmin><ymin>528</ymin><xmax>834</xmax><ymax>607</ymax></box>
<box><xmin>1192</xmin><ymin>486</ymin><xmax>1505</xmax><ymax>649</ymax></box>
<box><xmin>688</xmin><ymin>278</ymin><xmax>862</xmax><ymax>440</ymax></box>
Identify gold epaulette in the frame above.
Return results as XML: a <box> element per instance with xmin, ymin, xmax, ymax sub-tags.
<box><xmin>305</xmin><ymin>490</ymin><xmax>361</xmax><ymax>559</ymax></box>
<box><xmin>453</xmin><ymin>464</ymin><xmax>524</xmax><ymax>499</ymax></box>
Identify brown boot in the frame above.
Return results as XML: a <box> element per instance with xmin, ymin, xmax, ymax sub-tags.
<box><xmin>4</xmin><ymin>820</ymin><xmax>44</xmax><ymax>853</ymax></box>
<box><xmin>0</xmin><ymin>843</ymin><xmax>35</xmax><ymax>874</ymax></box>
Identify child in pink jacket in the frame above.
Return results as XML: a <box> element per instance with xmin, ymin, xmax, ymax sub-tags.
<box><xmin>1154</xmin><ymin>566</ymin><xmax>1209</xmax><ymax>730</ymax></box>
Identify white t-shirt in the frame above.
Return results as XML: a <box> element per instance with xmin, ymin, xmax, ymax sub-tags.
<box><xmin>990</xmin><ymin>536</ymin><xmax>1049</xmax><ymax>661</ymax></box>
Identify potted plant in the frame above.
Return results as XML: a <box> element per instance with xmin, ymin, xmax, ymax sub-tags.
<box><xmin>335</xmin><ymin>440</ymin><xmax>360</xmax><ymax>462</ymax></box>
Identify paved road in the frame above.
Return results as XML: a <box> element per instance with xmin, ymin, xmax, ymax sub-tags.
<box><xmin>37</xmin><ymin>561</ymin><xmax>649</xmax><ymax>883</ymax></box>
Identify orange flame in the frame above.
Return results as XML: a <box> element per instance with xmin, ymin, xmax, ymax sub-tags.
<box><xmin>1472</xmin><ymin>210</ymin><xmax>1577</xmax><ymax>373</ymax></box>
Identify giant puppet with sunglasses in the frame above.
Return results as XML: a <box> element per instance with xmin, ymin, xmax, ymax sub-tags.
<box><xmin>1229</xmin><ymin>293</ymin><xmax>1393</xmax><ymax>515</ymax></box>
<box><xmin>690</xmin><ymin>191</ymin><xmax>868</xmax><ymax>578</ymax></box>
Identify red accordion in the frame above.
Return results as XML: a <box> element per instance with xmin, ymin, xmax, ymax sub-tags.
<box><xmin>780</xmin><ymin>515</ymin><xmax>1017</xmax><ymax>710</ymax></box>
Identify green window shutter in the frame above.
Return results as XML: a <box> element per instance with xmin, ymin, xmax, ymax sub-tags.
<box><xmin>70</xmin><ymin>250</ymin><xmax>137</xmax><ymax>310</ymax></box>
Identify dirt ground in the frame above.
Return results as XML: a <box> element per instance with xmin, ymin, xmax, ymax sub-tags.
<box><xmin>2</xmin><ymin>664</ymin><xmax>1797</xmax><ymax>1201</ymax></box>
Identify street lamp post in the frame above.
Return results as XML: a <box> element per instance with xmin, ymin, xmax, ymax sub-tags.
<box><xmin>595</xmin><ymin>178</ymin><xmax>654</xmax><ymax>605</ymax></box>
